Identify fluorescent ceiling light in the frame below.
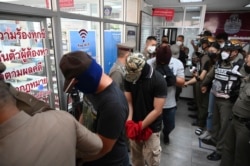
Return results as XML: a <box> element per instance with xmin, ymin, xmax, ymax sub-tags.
<box><xmin>180</xmin><ymin>0</ymin><xmax>203</xmax><ymax>3</ymax></box>
<box><xmin>245</xmin><ymin>4</ymin><xmax>250</xmax><ymax>7</ymax></box>
<box><xmin>192</xmin><ymin>16</ymin><xmax>200</xmax><ymax>19</ymax></box>
<box><xmin>186</xmin><ymin>6</ymin><xmax>200</xmax><ymax>10</ymax></box>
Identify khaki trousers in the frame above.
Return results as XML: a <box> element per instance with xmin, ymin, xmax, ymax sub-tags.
<box><xmin>130</xmin><ymin>132</ymin><xmax>161</xmax><ymax>166</ymax></box>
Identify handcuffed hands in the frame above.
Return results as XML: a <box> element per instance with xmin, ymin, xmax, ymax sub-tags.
<box><xmin>125</xmin><ymin>120</ymin><xmax>152</xmax><ymax>141</ymax></box>
<box><xmin>138</xmin><ymin>127</ymin><xmax>153</xmax><ymax>141</ymax></box>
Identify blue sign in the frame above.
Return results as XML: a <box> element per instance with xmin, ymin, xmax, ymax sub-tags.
<box><xmin>69</xmin><ymin>30</ymin><xmax>96</xmax><ymax>59</ymax></box>
<box><xmin>104</xmin><ymin>30</ymin><xmax>121</xmax><ymax>74</ymax></box>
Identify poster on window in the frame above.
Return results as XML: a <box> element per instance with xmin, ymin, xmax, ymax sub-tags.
<box><xmin>69</xmin><ymin>30</ymin><xmax>96</xmax><ymax>60</ymax></box>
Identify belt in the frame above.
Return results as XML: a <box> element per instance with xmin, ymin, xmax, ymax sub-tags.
<box><xmin>233</xmin><ymin>114</ymin><xmax>250</xmax><ymax>123</ymax></box>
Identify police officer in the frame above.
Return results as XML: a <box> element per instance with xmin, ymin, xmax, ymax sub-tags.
<box><xmin>220</xmin><ymin>53</ymin><xmax>250</xmax><ymax>166</ymax></box>
<box><xmin>0</xmin><ymin>62</ymin><xmax>51</xmax><ymax>115</ymax></box>
<box><xmin>200</xmin><ymin>39</ymin><xmax>244</xmax><ymax>161</ymax></box>
<box><xmin>187</xmin><ymin>36</ymin><xmax>215</xmax><ymax>131</ymax></box>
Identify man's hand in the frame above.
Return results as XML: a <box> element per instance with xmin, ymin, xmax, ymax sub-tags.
<box><xmin>201</xmin><ymin>86</ymin><xmax>207</xmax><ymax>93</ymax></box>
<box><xmin>125</xmin><ymin>120</ymin><xmax>142</xmax><ymax>140</ymax></box>
<box><xmin>137</xmin><ymin>127</ymin><xmax>152</xmax><ymax>141</ymax></box>
<box><xmin>125</xmin><ymin>120</ymin><xmax>153</xmax><ymax>141</ymax></box>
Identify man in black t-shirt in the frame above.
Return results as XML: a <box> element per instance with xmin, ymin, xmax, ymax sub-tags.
<box><xmin>59</xmin><ymin>51</ymin><xmax>129</xmax><ymax>166</ymax></box>
<box><xmin>124</xmin><ymin>52</ymin><xmax>167</xmax><ymax>166</ymax></box>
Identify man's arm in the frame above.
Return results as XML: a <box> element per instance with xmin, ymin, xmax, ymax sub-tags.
<box><xmin>124</xmin><ymin>91</ymin><xmax>133</xmax><ymax>120</ymax></box>
<box><xmin>141</xmin><ymin>97</ymin><xmax>166</xmax><ymax>130</ymax></box>
<box><xmin>176</xmin><ymin>77</ymin><xmax>185</xmax><ymax>87</ymax></box>
<box><xmin>175</xmin><ymin>60</ymin><xmax>185</xmax><ymax>87</ymax></box>
<box><xmin>109</xmin><ymin>71</ymin><xmax>123</xmax><ymax>90</ymax></box>
<box><xmin>201</xmin><ymin>66</ymin><xmax>215</xmax><ymax>87</ymax></box>
<box><xmin>80</xmin><ymin>134</ymin><xmax>117</xmax><ymax>161</ymax></box>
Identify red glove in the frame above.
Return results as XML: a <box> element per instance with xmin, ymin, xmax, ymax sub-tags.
<box><xmin>138</xmin><ymin>127</ymin><xmax>153</xmax><ymax>141</ymax></box>
<box><xmin>125</xmin><ymin>120</ymin><xmax>142</xmax><ymax>140</ymax></box>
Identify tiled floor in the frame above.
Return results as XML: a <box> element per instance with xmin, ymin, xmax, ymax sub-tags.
<box><xmin>160</xmin><ymin>98</ymin><xmax>221</xmax><ymax>166</ymax></box>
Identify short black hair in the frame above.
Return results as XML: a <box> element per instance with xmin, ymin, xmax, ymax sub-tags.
<box><xmin>210</xmin><ymin>42</ymin><xmax>220</xmax><ymax>50</ymax></box>
<box><xmin>177</xmin><ymin>35</ymin><xmax>184</xmax><ymax>40</ymax></box>
<box><xmin>203</xmin><ymin>30</ymin><xmax>212</xmax><ymax>37</ymax></box>
<box><xmin>216</xmin><ymin>32</ymin><xmax>228</xmax><ymax>41</ymax></box>
<box><xmin>146</xmin><ymin>36</ymin><xmax>157</xmax><ymax>41</ymax></box>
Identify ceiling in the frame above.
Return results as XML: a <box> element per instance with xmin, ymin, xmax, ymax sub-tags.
<box><xmin>144</xmin><ymin>0</ymin><xmax>250</xmax><ymax>12</ymax></box>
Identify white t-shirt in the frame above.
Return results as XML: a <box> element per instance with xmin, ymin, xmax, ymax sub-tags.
<box><xmin>147</xmin><ymin>57</ymin><xmax>185</xmax><ymax>108</ymax></box>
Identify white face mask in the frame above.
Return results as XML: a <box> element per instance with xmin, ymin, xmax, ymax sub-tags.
<box><xmin>147</xmin><ymin>46</ymin><xmax>156</xmax><ymax>54</ymax></box>
<box><xmin>221</xmin><ymin>51</ymin><xmax>230</xmax><ymax>60</ymax></box>
<box><xmin>220</xmin><ymin>42</ymin><xmax>225</xmax><ymax>48</ymax></box>
<box><xmin>176</xmin><ymin>41</ymin><xmax>183</xmax><ymax>46</ymax></box>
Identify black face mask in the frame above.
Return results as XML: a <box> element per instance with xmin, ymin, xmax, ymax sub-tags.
<box><xmin>140</xmin><ymin>63</ymin><xmax>151</xmax><ymax>79</ymax></box>
<box><xmin>208</xmin><ymin>52</ymin><xmax>217</xmax><ymax>59</ymax></box>
<box><xmin>195</xmin><ymin>51</ymin><xmax>203</xmax><ymax>58</ymax></box>
<box><xmin>244</xmin><ymin>64</ymin><xmax>250</xmax><ymax>74</ymax></box>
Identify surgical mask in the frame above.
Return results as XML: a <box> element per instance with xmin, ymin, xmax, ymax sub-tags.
<box><xmin>221</xmin><ymin>51</ymin><xmax>230</xmax><ymax>60</ymax></box>
<box><xmin>147</xmin><ymin>46</ymin><xmax>156</xmax><ymax>54</ymax></box>
<box><xmin>176</xmin><ymin>41</ymin><xmax>182</xmax><ymax>46</ymax></box>
<box><xmin>219</xmin><ymin>42</ymin><xmax>225</xmax><ymax>48</ymax></box>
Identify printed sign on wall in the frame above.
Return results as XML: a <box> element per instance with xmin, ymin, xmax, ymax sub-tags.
<box><xmin>69</xmin><ymin>30</ymin><xmax>96</xmax><ymax>59</ymax></box>
<box><xmin>204</xmin><ymin>12</ymin><xmax>250</xmax><ymax>37</ymax></box>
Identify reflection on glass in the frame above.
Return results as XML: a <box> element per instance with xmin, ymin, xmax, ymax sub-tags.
<box><xmin>126</xmin><ymin>0</ymin><xmax>138</xmax><ymax>23</ymax></box>
<box><xmin>0</xmin><ymin>19</ymin><xmax>51</xmax><ymax>105</ymax></box>
<box><xmin>184</xmin><ymin>11</ymin><xmax>201</xmax><ymax>27</ymax></box>
<box><xmin>1</xmin><ymin>0</ymin><xmax>51</xmax><ymax>9</ymax></box>
<box><xmin>104</xmin><ymin>0</ymin><xmax>123</xmax><ymax>21</ymax></box>
<box><xmin>60</xmin><ymin>0</ymin><xmax>99</xmax><ymax>17</ymax></box>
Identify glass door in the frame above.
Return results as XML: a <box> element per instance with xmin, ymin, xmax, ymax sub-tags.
<box><xmin>0</xmin><ymin>15</ymin><xmax>58</xmax><ymax>109</ymax></box>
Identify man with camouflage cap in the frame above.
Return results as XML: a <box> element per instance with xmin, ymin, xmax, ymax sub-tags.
<box><xmin>123</xmin><ymin>52</ymin><xmax>167</xmax><ymax>166</ymax></box>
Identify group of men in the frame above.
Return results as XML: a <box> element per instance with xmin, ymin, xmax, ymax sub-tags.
<box><xmin>1</xmin><ymin>29</ymin><xmax>250</xmax><ymax>166</ymax></box>
<box><xmin>184</xmin><ymin>30</ymin><xmax>250</xmax><ymax>165</ymax></box>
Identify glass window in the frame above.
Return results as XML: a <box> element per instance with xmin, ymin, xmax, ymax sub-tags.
<box><xmin>60</xmin><ymin>18</ymin><xmax>100</xmax><ymax>111</ymax></box>
<box><xmin>103</xmin><ymin>0</ymin><xmax>123</xmax><ymax>21</ymax></box>
<box><xmin>126</xmin><ymin>0</ymin><xmax>138</xmax><ymax>23</ymax></box>
<box><xmin>103</xmin><ymin>23</ymin><xmax>123</xmax><ymax>74</ymax></box>
<box><xmin>126</xmin><ymin>25</ymin><xmax>137</xmax><ymax>49</ymax></box>
<box><xmin>60</xmin><ymin>18</ymin><xmax>101</xmax><ymax>63</ymax></box>
<box><xmin>1</xmin><ymin>0</ymin><xmax>51</xmax><ymax>9</ymax></box>
<box><xmin>60</xmin><ymin>0</ymin><xmax>99</xmax><ymax>17</ymax></box>
<box><xmin>0</xmin><ymin>18</ymin><xmax>58</xmax><ymax>107</ymax></box>
<box><xmin>171</xmin><ymin>10</ymin><xmax>184</xmax><ymax>27</ymax></box>
<box><xmin>179</xmin><ymin>27</ymin><xmax>200</xmax><ymax>58</ymax></box>
<box><xmin>184</xmin><ymin>7</ymin><xmax>201</xmax><ymax>27</ymax></box>
<box><xmin>140</xmin><ymin>11</ymin><xmax>152</xmax><ymax>52</ymax></box>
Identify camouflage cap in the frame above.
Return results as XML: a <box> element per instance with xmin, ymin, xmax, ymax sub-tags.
<box><xmin>125</xmin><ymin>52</ymin><xmax>146</xmax><ymax>82</ymax></box>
